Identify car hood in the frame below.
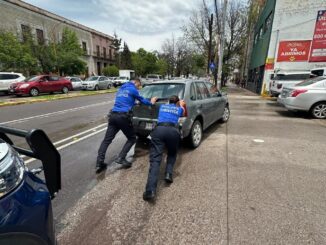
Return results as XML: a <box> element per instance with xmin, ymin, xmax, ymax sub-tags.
<box><xmin>0</xmin><ymin>140</ymin><xmax>9</xmax><ymax>162</ymax></box>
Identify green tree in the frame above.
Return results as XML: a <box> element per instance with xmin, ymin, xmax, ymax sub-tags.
<box><xmin>120</xmin><ymin>42</ymin><xmax>132</xmax><ymax>69</ymax></box>
<box><xmin>56</xmin><ymin>28</ymin><xmax>86</xmax><ymax>75</ymax></box>
<box><xmin>156</xmin><ymin>58</ymin><xmax>168</xmax><ymax>76</ymax></box>
<box><xmin>103</xmin><ymin>65</ymin><xmax>119</xmax><ymax>76</ymax></box>
<box><xmin>131</xmin><ymin>48</ymin><xmax>158</xmax><ymax>76</ymax></box>
<box><xmin>0</xmin><ymin>30</ymin><xmax>38</xmax><ymax>74</ymax></box>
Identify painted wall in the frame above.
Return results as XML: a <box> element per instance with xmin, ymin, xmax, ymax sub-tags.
<box><xmin>262</xmin><ymin>0</ymin><xmax>326</xmax><ymax>93</ymax></box>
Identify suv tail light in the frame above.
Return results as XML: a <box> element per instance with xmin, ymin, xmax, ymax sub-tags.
<box><xmin>290</xmin><ymin>89</ymin><xmax>308</xmax><ymax>97</ymax></box>
<box><xmin>181</xmin><ymin>102</ymin><xmax>188</xmax><ymax>117</ymax></box>
<box><xmin>277</xmin><ymin>84</ymin><xmax>282</xmax><ymax>89</ymax></box>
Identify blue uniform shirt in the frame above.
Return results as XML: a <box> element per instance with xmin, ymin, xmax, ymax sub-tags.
<box><xmin>157</xmin><ymin>104</ymin><xmax>184</xmax><ymax>125</ymax></box>
<box><xmin>112</xmin><ymin>82</ymin><xmax>152</xmax><ymax>112</ymax></box>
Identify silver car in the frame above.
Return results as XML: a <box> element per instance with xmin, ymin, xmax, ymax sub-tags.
<box><xmin>278</xmin><ymin>76</ymin><xmax>326</xmax><ymax>119</ymax></box>
<box><xmin>82</xmin><ymin>76</ymin><xmax>112</xmax><ymax>90</ymax></box>
<box><xmin>132</xmin><ymin>80</ymin><xmax>230</xmax><ymax>148</ymax></box>
<box><xmin>65</xmin><ymin>76</ymin><xmax>83</xmax><ymax>90</ymax></box>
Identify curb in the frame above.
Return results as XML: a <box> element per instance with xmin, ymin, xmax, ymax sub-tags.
<box><xmin>0</xmin><ymin>89</ymin><xmax>117</xmax><ymax>108</ymax></box>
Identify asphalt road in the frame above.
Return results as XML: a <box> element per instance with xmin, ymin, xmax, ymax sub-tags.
<box><xmin>0</xmin><ymin>92</ymin><xmax>125</xmax><ymax>230</ymax></box>
<box><xmin>54</xmin><ymin>86</ymin><xmax>325</xmax><ymax>245</ymax></box>
<box><xmin>1</xmin><ymin>87</ymin><xmax>326</xmax><ymax>244</ymax></box>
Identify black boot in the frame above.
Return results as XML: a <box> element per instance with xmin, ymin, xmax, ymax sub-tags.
<box><xmin>115</xmin><ymin>157</ymin><xmax>132</xmax><ymax>168</ymax></box>
<box><xmin>164</xmin><ymin>173</ymin><xmax>173</xmax><ymax>183</ymax></box>
<box><xmin>95</xmin><ymin>161</ymin><xmax>107</xmax><ymax>173</ymax></box>
<box><xmin>143</xmin><ymin>190</ymin><xmax>156</xmax><ymax>201</ymax></box>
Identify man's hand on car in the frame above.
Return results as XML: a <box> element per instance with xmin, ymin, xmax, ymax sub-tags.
<box><xmin>151</xmin><ymin>97</ymin><xmax>158</xmax><ymax>104</ymax></box>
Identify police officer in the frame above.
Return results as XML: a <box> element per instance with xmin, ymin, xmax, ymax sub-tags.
<box><xmin>143</xmin><ymin>95</ymin><xmax>186</xmax><ymax>201</ymax></box>
<box><xmin>96</xmin><ymin>78</ymin><xmax>157</xmax><ymax>173</ymax></box>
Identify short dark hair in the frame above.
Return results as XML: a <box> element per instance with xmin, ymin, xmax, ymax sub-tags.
<box><xmin>169</xmin><ymin>95</ymin><xmax>180</xmax><ymax>104</ymax></box>
<box><xmin>133</xmin><ymin>78</ymin><xmax>141</xmax><ymax>84</ymax></box>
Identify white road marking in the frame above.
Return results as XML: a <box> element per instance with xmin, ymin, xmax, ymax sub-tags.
<box><xmin>21</xmin><ymin>123</ymin><xmax>108</xmax><ymax>160</ymax></box>
<box><xmin>0</xmin><ymin>101</ymin><xmax>113</xmax><ymax>125</ymax></box>
<box><xmin>253</xmin><ymin>139</ymin><xmax>265</xmax><ymax>143</ymax></box>
<box><xmin>24</xmin><ymin>126</ymin><xmax>107</xmax><ymax>164</ymax></box>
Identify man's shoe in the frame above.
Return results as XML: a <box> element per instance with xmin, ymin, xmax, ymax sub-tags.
<box><xmin>115</xmin><ymin>157</ymin><xmax>132</xmax><ymax>168</ymax></box>
<box><xmin>164</xmin><ymin>173</ymin><xmax>173</xmax><ymax>183</ymax></box>
<box><xmin>95</xmin><ymin>162</ymin><xmax>107</xmax><ymax>173</ymax></box>
<box><xmin>143</xmin><ymin>190</ymin><xmax>156</xmax><ymax>201</ymax></box>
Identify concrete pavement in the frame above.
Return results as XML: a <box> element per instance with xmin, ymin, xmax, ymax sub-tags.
<box><xmin>56</xmin><ymin>86</ymin><xmax>326</xmax><ymax>244</ymax></box>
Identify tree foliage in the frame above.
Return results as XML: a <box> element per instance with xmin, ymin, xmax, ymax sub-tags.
<box><xmin>56</xmin><ymin>28</ymin><xmax>86</xmax><ymax>75</ymax></box>
<box><xmin>0</xmin><ymin>27</ymin><xmax>86</xmax><ymax>76</ymax></box>
<box><xmin>120</xmin><ymin>42</ymin><xmax>132</xmax><ymax>69</ymax></box>
<box><xmin>103</xmin><ymin>65</ymin><xmax>119</xmax><ymax>76</ymax></box>
<box><xmin>0</xmin><ymin>30</ymin><xmax>38</xmax><ymax>74</ymax></box>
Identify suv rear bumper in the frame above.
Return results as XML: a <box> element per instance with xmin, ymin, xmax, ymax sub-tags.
<box><xmin>132</xmin><ymin>117</ymin><xmax>191</xmax><ymax>139</ymax></box>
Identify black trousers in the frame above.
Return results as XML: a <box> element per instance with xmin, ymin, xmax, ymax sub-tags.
<box><xmin>145</xmin><ymin>125</ymin><xmax>180</xmax><ymax>192</ymax></box>
<box><xmin>97</xmin><ymin>113</ymin><xmax>136</xmax><ymax>163</ymax></box>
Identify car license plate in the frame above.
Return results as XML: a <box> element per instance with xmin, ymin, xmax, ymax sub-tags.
<box><xmin>145</xmin><ymin>122</ymin><xmax>154</xmax><ymax>130</ymax></box>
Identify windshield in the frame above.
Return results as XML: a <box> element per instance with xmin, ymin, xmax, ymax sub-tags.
<box><xmin>273</xmin><ymin>74</ymin><xmax>310</xmax><ymax>81</ymax></box>
<box><xmin>147</xmin><ymin>75</ymin><xmax>159</xmax><ymax>79</ymax></box>
<box><xmin>85</xmin><ymin>76</ymin><xmax>99</xmax><ymax>81</ymax></box>
<box><xmin>25</xmin><ymin>75</ymin><xmax>41</xmax><ymax>82</ymax></box>
<box><xmin>140</xmin><ymin>83</ymin><xmax>185</xmax><ymax>99</ymax></box>
<box><xmin>295</xmin><ymin>77</ymin><xmax>325</xmax><ymax>87</ymax></box>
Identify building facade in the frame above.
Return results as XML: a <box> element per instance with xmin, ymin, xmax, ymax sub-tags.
<box><xmin>248</xmin><ymin>0</ymin><xmax>326</xmax><ymax>94</ymax></box>
<box><xmin>0</xmin><ymin>0</ymin><xmax>116</xmax><ymax>76</ymax></box>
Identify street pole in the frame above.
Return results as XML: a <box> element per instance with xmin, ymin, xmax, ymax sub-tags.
<box><xmin>207</xmin><ymin>14</ymin><xmax>213</xmax><ymax>75</ymax></box>
<box><xmin>217</xmin><ymin>0</ymin><xmax>227</xmax><ymax>89</ymax></box>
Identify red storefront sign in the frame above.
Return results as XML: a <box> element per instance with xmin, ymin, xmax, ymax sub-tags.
<box><xmin>277</xmin><ymin>40</ymin><xmax>311</xmax><ymax>62</ymax></box>
<box><xmin>309</xmin><ymin>10</ymin><xmax>326</xmax><ymax>62</ymax></box>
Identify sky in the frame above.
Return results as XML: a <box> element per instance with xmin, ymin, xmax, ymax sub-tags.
<box><xmin>23</xmin><ymin>0</ymin><xmax>200</xmax><ymax>52</ymax></box>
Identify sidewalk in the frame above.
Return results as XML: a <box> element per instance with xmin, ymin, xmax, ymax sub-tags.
<box><xmin>57</xmin><ymin>86</ymin><xmax>326</xmax><ymax>245</ymax></box>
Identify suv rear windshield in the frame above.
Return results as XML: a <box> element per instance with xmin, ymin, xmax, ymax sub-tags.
<box><xmin>140</xmin><ymin>83</ymin><xmax>185</xmax><ymax>99</ymax></box>
<box><xmin>273</xmin><ymin>74</ymin><xmax>310</xmax><ymax>81</ymax></box>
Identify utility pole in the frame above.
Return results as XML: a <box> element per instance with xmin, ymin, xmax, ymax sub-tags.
<box><xmin>207</xmin><ymin>14</ymin><xmax>214</xmax><ymax>75</ymax></box>
<box><xmin>217</xmin><ymin>0</ymin><xmax>227</xmax><ymax>89</ymax></box>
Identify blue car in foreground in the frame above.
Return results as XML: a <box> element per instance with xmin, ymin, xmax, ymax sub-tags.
<box><xmin>0</xmin><ymin>126</ymin><xmax>61</xmax><ymax>245</ymax></box>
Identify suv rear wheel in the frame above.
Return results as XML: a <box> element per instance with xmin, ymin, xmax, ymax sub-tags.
<box><xmin>310</xmin><ymin>102</ymin><xmax>326</xmax><ymax>119</ymax></box>
<box><xmin>189</xmin><ymin>120</ymin><xmax>202</xmax><ymax>148</ymax></box>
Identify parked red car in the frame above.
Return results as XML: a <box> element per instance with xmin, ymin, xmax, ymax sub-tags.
<box><xmin>9</xmin><ymin>75</ymin><xmax>73</xmax><ymax>96</ymax></box>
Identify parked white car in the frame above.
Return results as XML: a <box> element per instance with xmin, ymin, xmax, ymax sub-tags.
<box><xmin>145</xmin><ymin>74</ymin><xmax>162</xmax><ymax>83</ymax></box>
<box><xmin>278</xmin><ymin>76</ymin><xmax>326</xmax><ymax>119</ymax></box>
<box><xmin>269</xmin><ymin>71</ymin><xmax>311</xmax><ymax>97</ymax></box>
<box><xmin>65</xmin><ymin>76</ymin><xmax>83</xmax><ymax>90</ymax></box>
<box><xmin>113</xmin><ymin>76</ymin><xmax>129</xmax><ymax>87</ymax></box>
<box><xmin>82</xmin><ymin>76</ymin><xmax>112</xmax><ymax>90</ymax></box>
<box><xmin>0</xmin><ymin>72</ymin><xmax>25</xmax><ymax>93</ymax></box>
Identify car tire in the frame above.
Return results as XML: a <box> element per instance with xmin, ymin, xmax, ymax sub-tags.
<box><xmin>188</xmin><ymin>120</ymin><xmax>202</xmax><ymax>148</ymax></box>
<box><xmin>62</xmin><ymin>87</ymin><xmax>69</xmax><ymax>94</ymax></box>
<box><xmin>29</xmin><ymin>88</ymin><xmax>39</xmax><ymax>97</ymax></box>
<box><xmin>220</xmin><ymin>106</ymin><xmax>230</xmax><ymax>123</ymax></box>
<box><xmin>94</xmin><ymin>85</ymin><xmax>99</xmax><ymax>91</ymax></box>
<box><xmin>310</xmin><ymin>102</ymin><xmax>326</xmax><ymax>119</ymax></box>
<box><xmin>107</xmin><ymin>84</ymin><xmax>112</xmax><ymax>89</ymax></box>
